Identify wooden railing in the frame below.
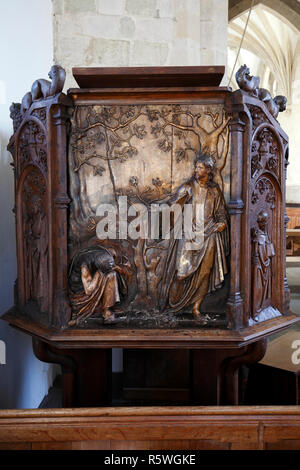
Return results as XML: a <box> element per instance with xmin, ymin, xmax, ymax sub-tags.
<box><xmin>0</xmin><ymin>406</ymin><xmax>300</xmax><ymax>450</ymax></box>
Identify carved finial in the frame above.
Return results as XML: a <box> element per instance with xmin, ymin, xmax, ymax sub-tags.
<box><xmin>31</xmin><ymin>65</ymin><xmax>66</xmax><ymax>100</ymax></box>
<box><xmin>19</xmin><ymin>65</ymin><xmax>66</xmax><ymax>117</ymax></box>
<box><xmin>235</xmin><ymin>64</ymin><xmax>260</xmax><ymax>95</ymax></box>
<box><xmin>236</xmin><ymin>64</ymin><xmax>287</xmax><ymax>119</ymax></box>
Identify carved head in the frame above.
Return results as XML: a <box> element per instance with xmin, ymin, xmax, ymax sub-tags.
<box><xmin>194</xmin><ymin>153</ymin><xmax>215</xmax><ymax>183</ymax></box>
<box><xmin>257</xmin><ymin>210</ymin><xmax>269</xmax><ymax>232</ymax></box>
<box><xmin>274</xmin><ymin>95</ymin><xmax>287</xmax><ymax>112</ymax></box>
<box><xmin>48</xmin><ymin>65</ymin><xmax>66</xmax><ymax>81</ymax></box>
<box><xmin>94</xmin><ymin>251</ymin><xmax>115</xmax><ymax>273</ymax></box>
<box><xmin>236</xmin><ymin>64</ymin><xmax>250</xmax><ymax>78</ymax></box>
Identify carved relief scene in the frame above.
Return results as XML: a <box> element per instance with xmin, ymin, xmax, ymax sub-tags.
<box><xmin>249</xmin><ymin>115</ymin><xmax>284</xmax><ymax>324</ymax></box>
<box><xmin>19</xmin><ymin>167</ymin><xmax>49</xmax><ymax>315</ymax></box>
<box><xmin>68</xmin><ymin>104</ymin><xmax>231</xmax><ymax>328</ymax></box>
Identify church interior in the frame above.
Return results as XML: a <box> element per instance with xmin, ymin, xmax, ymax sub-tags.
<box><xmin>0</xmin><ymin>0</ymin><xmax>300</xmax><ymax>451</ymax></box>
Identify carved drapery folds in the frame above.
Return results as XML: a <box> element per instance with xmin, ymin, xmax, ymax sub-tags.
<box><xmin>233</xmin><ymin>64</ymin><xmax>288</xmax><ymax>325</ymax></box>
<box><xmin>251</xmin><ymin>211</ymin><xmax>275</xmax><ymax>320</ymax></box>
<box><xmin>8</xmin><ymin>65</ymin><xmax>72</xmax><ymax>327</ymax></box>
<box><xmin>68</xmin><ymin>103</ymin><xmax>231</xmax><ymax>327</ymax></box>
<box><xmin>14</xmin><ymin>115</ymin><xmax>49</xmax><ymax>314</ymax></box>
<box><xmin>20</xmin><ymin>167</ymin><xmax>49</xmax><ymax>312</ymax></box>
<box><xmin>248</xmin><ymin>113</ymin><xmax>284</xmax><ymax>323</ymax></box>
<box><xmin>6</xmin><ymin>64</ymin><xmax>291</xmax><ymax>332</ymax></box>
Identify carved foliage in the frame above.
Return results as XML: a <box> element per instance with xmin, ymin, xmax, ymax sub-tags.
<box><xmin>17</xmin><ymin>120</ymin><xmax>47</xmax><ymax>177</ymax></box>
<box><xmin>249</xmin><ymin>124</ymin><xmax>283</xmax><ymax>321</ymax></box>
<box><xmin>31</xmin><ymin>107</ymin><xmax>47</xmax><ymax>123</ymax></box>
<box><xmin>249</xmin><ymin>105</ymin><xmax>267</xmax><ymax>131</ymax></box>
<box><xmin>70</xmin><ymin>104</ymin><xmax>231</xmax><ymax>203</ymax></box>
<box><xmin>251</xmin><ymin>126</ymin><xmax>280</xmax><ymax>180</ymax></box>
<box><xmin>69</xmin><ymin>104</ymin><xmax>231</xmax><ymax>317</ymax></box>
<box><xmin>251</xmin><ymin>177</ymin><xmax>276</xmax><ymax>209</ymax></box>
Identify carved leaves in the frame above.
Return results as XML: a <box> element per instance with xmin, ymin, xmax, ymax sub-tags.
<box><xmin>71</xmin><ymin>104</ymin><xmax>231</xmax><ymax>176</ymax></box>
<box><xmin>120</xmin><ymin>175</ymin><xmax>171</xmax><ymax>204</ymax></box>
<box><xmin>17</xmin><ymin>120</ymin><xmax>47</xmax><ymax>177</ymax></box>
<box><xmin>31</xmin><ymin>107</ymin><xmax>47</xmax><ymax>124</ymax></box>
<box><xmin>251</xmin><ymin>127</ymin><xmax>280</xmax><ymax>180</ymax></box>
<box><xmin>249</xmin><ymin>105</ymin><xmax>266</xmax><ymax>131</ymax></box>
<box><xmin>251</xmin><ymin>177</ymin><xmax>276</xmax><ymax>209</ymax></box>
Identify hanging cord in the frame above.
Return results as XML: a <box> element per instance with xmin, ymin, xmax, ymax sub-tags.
<box><xmin>228</xmin><ymin>0</ymin><xmax>255</xmax><ymax>87</ymax></box>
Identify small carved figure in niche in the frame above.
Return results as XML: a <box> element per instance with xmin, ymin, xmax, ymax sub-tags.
<box><xmin>159</xmin><ymin>153</ymin><xmax>229</xmax><ymax>320</ymax></box>
<box><xmin>25</xmin><ymin>194</ymin><xmax>48</xmax><ymax>312</ymax></box>
<box><xmin>251</xmin><ymin>211</ymin><xmax>275</xmax><ymax>319</ymax></box>
<box><xmin>68</xmin><ymin>246</ymin><xmax>130</xmax><ymax>326</ymax></box>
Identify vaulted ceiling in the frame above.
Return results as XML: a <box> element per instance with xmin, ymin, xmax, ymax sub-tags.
<box><xmin>229</xmin><ymin>0</ymin><xmax>300</xmax><ymax>31</ymax></box>
<box><xmin>228</xmin><ymin>1</ymin><xmax>300</xmax><ymax>103</ymax></box>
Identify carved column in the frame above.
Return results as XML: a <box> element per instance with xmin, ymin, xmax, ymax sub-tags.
<box><xmin>220</xmin><ymin>338</ymin><xmax>267</xmax><ymax>405</ymax></box>
<box><xmin>226</xmin><ymin>115</ymin><xmax>246</xmax><ymax>329</ymax></box>
<box><xmin>49</xmin><ymin>102</ymin><xmax>73</xmax><ymax>328</ymax></box>
<box><xmin>283</xmin><ymin>146</ymin><xmax>291</xmax><ymax>313</ymax></box>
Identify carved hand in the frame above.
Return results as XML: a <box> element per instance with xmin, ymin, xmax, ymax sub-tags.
<box><xmin>214</xmin><ymin>222</ymin><xmax>226</xmax><ymax>233</ymax></box>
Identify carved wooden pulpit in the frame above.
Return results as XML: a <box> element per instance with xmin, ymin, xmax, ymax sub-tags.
<box><xmin>3</xmin><ymin>65</ymin><xmax>299</xmax><ymax>406</ymax></box>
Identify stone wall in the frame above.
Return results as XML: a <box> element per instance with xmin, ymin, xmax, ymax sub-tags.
<box><xmin>52</xmin><ymin>0</ymin><xmax>228</xmax><ymax>89</ymax></box>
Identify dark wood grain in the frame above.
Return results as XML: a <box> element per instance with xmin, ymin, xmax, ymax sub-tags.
<box><xmin>72</xmin><ymin>66</ymin><xmax>225</xmax><ymax>88</ymax></box>
<box><xmin>1</xmin><ymin>406</ymin><xmax>300</xmax><ymax>450</ymax></box>
<box><xmin>3</xmin><ymin>64</ymin><xmax>299</xmax><ymax>409</ymax></box>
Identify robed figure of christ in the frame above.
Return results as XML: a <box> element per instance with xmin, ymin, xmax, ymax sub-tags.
<box><xmin>158</xmin><ymin>153</ymin><xmax>229</xmax><ymax>318</ymax></box>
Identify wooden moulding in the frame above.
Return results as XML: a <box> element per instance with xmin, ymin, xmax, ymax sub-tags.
<box><xmin>4</xmin><ymin>64</ymin><xmax>299</xmax><ymax>341</ymax></box>
<box><xmin>0</xmin><ymin>406</ymin><xmax>300</xmax><ymax>450</ymax></box>
<box><xmin>2</xmin><ymin>307</ymin><xmax>299</xmax><ymax>350</ymax></box>
<box><xmin>72</xmin><ymin>65</ymin><xmax>225</xmax><ymax>88</ymax></box>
